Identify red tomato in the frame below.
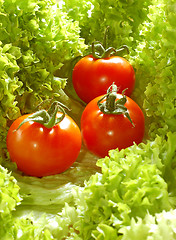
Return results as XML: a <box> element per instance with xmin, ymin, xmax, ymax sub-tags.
<box><xmin>72</xmin><ymin>55</ymin><xmax>135</xmax><ymax>103</ymax></box>
<box><xmin>81</xmin><ymin>94</ymin><xmax>145</xmax><ymax>158</ymax></box>
<box><xmin>6</xmin><ymin>112</ymin><xmax>82</xmax><ymax>177</ymax></box>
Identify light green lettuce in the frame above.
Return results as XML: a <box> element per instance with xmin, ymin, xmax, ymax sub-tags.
<box><xmin>62</xmin><ymin>0</ymin><xmax>152</xmax><ymax>48</ymax></box>
<box><xmin>35</xmin><ymin>132</ymin><xmax>175</xmax><ymax>240</ymax></box>
<box><xmin>0</xmin><ymin>0</ymin><xmax>86</xmax><ymax>107</ymax></box>
<box><xmin>67</xmin><ymin>133</ymin><xmax>175</xmax><ymax>239</ymax></box>
<box><xmin>0</xmin><ymin>0</ymin><xmax>176</xmax><ymax>239</ymax></box>
<box><xmin>120</xmin><ymin>209</ymin><xmax>176</xmax><ymax>240</ymax></box>
<box><xmin>129</xmin><ymin>0</ymin><xmax>176</xmax><ymax>138</ymax></box>
<box><xmin>0</xmin><ymin>165</ymin><xmax>21</xmax><ymax>218</ymax></box>
<box><xmin>0</xmin><ymin>164</ymin><xmax>21</xmax><ymax>238</ymax></box>
<box><xmin>0</xmin><ymin>43</ymin><xmax>22</xmax><ymax>152</ymax></box>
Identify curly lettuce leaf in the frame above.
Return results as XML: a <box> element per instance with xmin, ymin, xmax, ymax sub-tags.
<box><xmin>0</xmin><ymin>214</ymin><xmax>55</xmax><ymax>239</ymax></box>
<box><xmin>65</xmin><ymin>133</ymin><xmax>176</xmax><ymax>239</ymax></box>
<box><xmin>120</xmin><ymin>209</ymin><xmax>176</xmax><ymax>240</ymax></box>
<box><xmin>129</xmin><ymin>0</ymin><xmax>176</xmax><ymax>138</ymax></box>
<box><xmin>0</xmin><ymin>43</ymin><xmax>22</xmax><ymax>152</ymax></box>
<box><xmin>62</xmin><ymin>0</ymin><xmax>152</xmax><ymax>48</ymax></box>
<box><xmin>0</xmin><ymin>0</ymin><xmax>87</xmax><ymax>120</ymax></box>
<box><xmin>0</xmin><ymin>164</ymin><xmax>22</xmax><ymax>238</ymax></box>
<box><xmin>0</xmin><ymin>165</ymin><xmax>21</xmax><ymax>218</ymax></box>
<box><xmin>0</xmin><ymin>0</ymin><xmax>176</xmax><ymax>239</ymax></box>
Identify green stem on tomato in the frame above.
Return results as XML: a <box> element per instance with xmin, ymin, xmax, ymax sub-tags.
<box><xmin>91</xmin><ymin>41</ymin><xmax>105</xmax><ymax>59</ymax></box>
<box><xmin>15</xmin><ymin>101</ymin><xmax>70</xmax><ymax>130</ymax></box>
<box><xmin>102</xmin><ymin>47</ymin><xmax>117</xmax><ymax>58</ymax></box>
<box><xmin>115</xmin><ymin>45</ymin><xmax>130</xmax><ymax>55</ymax></box>
<box><xmin>91</xmin><ymin>26</ymin><xmax>130</xmax><ymax>59</ymax></box>
<box><xmin>105</xmin><ymin>83</ymin><xmax>118</xmax><ymax>111</ymax></box>
<box><xmin>97</xmin><ymin>83</ymin><xmax>135</xmax><ymax>126</ymax></box>
<box><xmin>92</xmin><ymin>41</ymin><xmax>129</xmax><ymax>59</ymax></box>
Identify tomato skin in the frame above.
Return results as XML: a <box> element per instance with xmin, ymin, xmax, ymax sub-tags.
<box><xmin>6</xmin><ymin>113</ymin><xmax>82</xmax><ymax>177</ymax></box>
<box><xmin>81</xmin><ymin>94</ymin><xmax>145</xmax><ymax>158</ymax></box>
<box><xmin>72</xmin><ymin>55</ymin><xmax>135</xmax><ymax>103</ymax></box>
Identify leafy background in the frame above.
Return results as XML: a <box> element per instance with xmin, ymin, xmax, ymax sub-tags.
<box><xmin>0</xmin><ymin>0</ymin><xmax>176</xmax><ymax>239</ymax></box>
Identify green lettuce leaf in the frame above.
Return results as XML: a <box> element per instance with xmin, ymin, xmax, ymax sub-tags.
<box><xmin>0</xmin><ymin>165</ymin><xmax>21</xmax><ymax>219</ymax></box>
<box><xmin>120</xmin><ymin>209</ymin><xmax>176</xmax><ymax>240</ymax></box>
<box><xmin>62</xmin><ymin>0</ymin><xmax>152</xmax><ymax>49</ymax></box>
<box><xmin>0</xmin><ymin>0</ymin><xmax>176</xmax><ymax>239</ymax></box>
<box><xmin>130</xmin><ymin>0</ymin><xmax>176</xmax><ymax>138</ymax></box>
<box><xmin>65</xmin><ymin>133</ymin><xmax>176</xmax><ymax>239</ymax></box>
<box><xmin>0</xmin><ymin>164</ymin><xmax>22</xmax><ymax>238</ymax></box>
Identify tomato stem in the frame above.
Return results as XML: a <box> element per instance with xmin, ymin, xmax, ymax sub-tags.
<box><xmin>91</xmin><ymin>41</ymin><xmax>105</xmax><ymax>59</ymax></box>
<box><xmin>15</xmin><ymin>101</ymin><xmax>70</xmax><ymax>130</ymax></box>
<box><xmin>105</xmin><ymin>84</ymin><xmax>119</xmax><ymax>111</ymax></box>
<box><xmin>97</xmin><ymin>83</ymin><xmax>135</xmax><ymax>126</ymax></box>
<box><xmin>92</xmin><ymin>41</ymin><xmax>129</xmax><ymax>59</ymax></box>
<box><xmin>102</xmin><ymin>47</ymin><xmax>117</xmax><ymax>58</ymax></box>
<box><xmin>91</xmin><ymin>26</ymin><xmax>129</xmax><ymax>59</ymax></box>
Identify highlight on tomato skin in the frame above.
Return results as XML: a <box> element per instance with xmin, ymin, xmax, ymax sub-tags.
<box><xmin>6</xmin><ymin>112</ymin><xmax>82</xmax><ymax>177</ymax></box>
<box><xmin>80</xmin><ymin>90</ymin><xmax>145</xmax><ymax>158</ymax></box>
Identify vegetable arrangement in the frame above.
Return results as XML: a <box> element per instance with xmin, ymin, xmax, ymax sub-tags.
<box><xmin>6</xmin><ymin>43</ymin><xmax>141</xmax><ymax>175</ymax></box>
<box><xmin>0</xmin><ymin>0</ymin><xmax>176</xmax><ymax>239</ymax></box>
